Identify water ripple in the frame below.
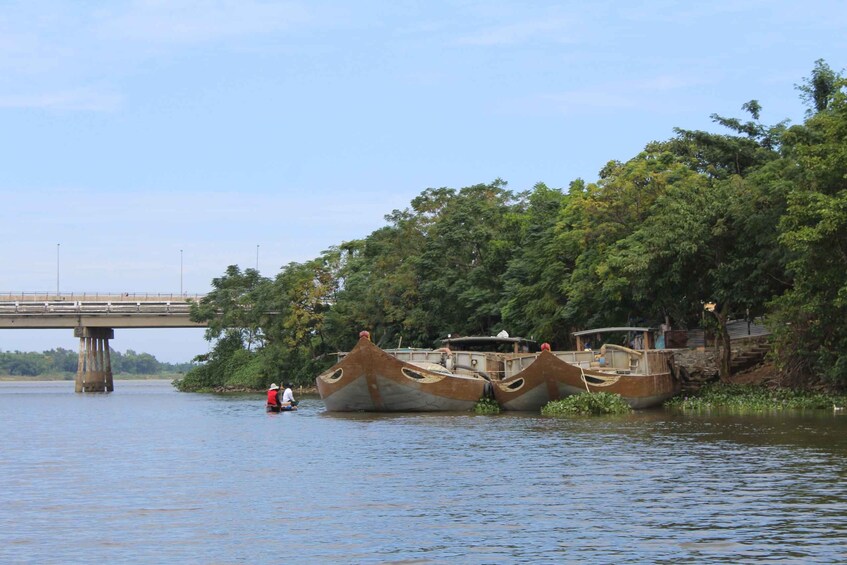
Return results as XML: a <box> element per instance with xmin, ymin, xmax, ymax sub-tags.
<box><xmin>1</xmin><ymin>381</ymin><xmax>846</xmax><ymax>563</ymax></box>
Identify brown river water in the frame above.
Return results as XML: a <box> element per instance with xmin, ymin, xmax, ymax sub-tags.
<box><xmin>1</xmin><ymin>380</ymin><xmax>846</xmax><ymax>563</ymax></box>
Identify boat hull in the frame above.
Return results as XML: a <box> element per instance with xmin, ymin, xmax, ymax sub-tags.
<box><xmin>316</xmin><ymin>337</ymin><xmax>487</xmax><ymax>412</ymax></box>
<box><xmin>266</xmin><ymin>405</ymin><xmax>296</xmax><ymax>412</ymax></box>
<box><xmin>492</xmin><ymin>350</ymin><xmax>680</xmax><ymax>410</ymax></box>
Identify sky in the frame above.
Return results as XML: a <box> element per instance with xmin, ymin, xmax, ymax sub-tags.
<box><xmin>1</xmin><ymin>0</ymin><xmax>845</xmax><ymax>362</ymax></box>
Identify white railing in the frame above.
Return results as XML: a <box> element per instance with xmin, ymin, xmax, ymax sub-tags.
<box><xmin>0</xmin><ymin>300</ymin><xmax>195</xmax><ymax>315</ymax></box>
<box><xmin>0</xmin><ymin>291</ymin><xmax>205</xmax><ymax>302</ymax></box>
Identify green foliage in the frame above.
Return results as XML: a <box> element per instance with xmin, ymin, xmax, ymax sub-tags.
<box><xmin>190</xmin><ymin>265</ymin><xmax>273</xmax><ymax>351</ymax></box>
<box><xmin>501</xmin><ymin>183</ymin><xmax>573</xmax><ymax>345</ymax></box>
<box><xmin>665</xmin><ymin>383</ymin><xmax>847</xmax><ymax>412</ymax></box>
<box><xmin>413</xmin><ymin>180</ymin><xmax>521</xmax><ymax>339</ymax></box>
<box><xmin>473</xmin><ymin>397</ymin><xmax>501</xmax><ymax>414</ymax></box>
<box><xmin>796</xmin><ymin>59</ymin><xmax>844</xmax><ymax>115</ymax></box>
<box><xmin>174</xmin><ymin>332</ymin><xmax>260</xmax><ymax>391</ymax></box>
<box><xmin>0</xmin><ymin>352</ymin><xmax>47</xmax><ymax>376</ymax></box>
<box><xmin>221</xmin><ymin>350</ymin><xmax>266</xmax><ymax>390</ymax></box>
<box><xmin>541</xmin><ymin>393</ymin><xmax>632</xmax><ymax>416</ymax></box>
<box><xmin>0</xmin><ymin>347</ymin><xmax>192</xmax><ymax>377</ymax></box>
<box><xmin>179</xmin><ymin>60</ymin><xmax>847</xmax><ymax>392</ymax></box>
<box><xmin>770</xmin><ymin>76</ymin><xmax>847</xmax><ymax>385</ymax></box>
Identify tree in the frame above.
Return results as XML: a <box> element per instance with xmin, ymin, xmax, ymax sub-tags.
<box><xmin>190</xmin><ymin>265</ymin><xmax>272</xmax><ymax>351</ymax></box>
<box><xmin>643</xmin><ymin>104</ymin><xmax>786</xmax><ymax>379</ymax></box>
<box><xmin>501</xmin><ymin>183</ymin><xmax>573</xmax><ymax>344</ymax></box>
<box><xmin>558</xmin><ymin>150</ymin><xmax>701</xmax><ymax>333</ymax></box>
<box><xmin>413</xmin><ymin>180</ymin><xmax>521</xmax><ymax>341</ymax></box>
<box><xmin>796</xmin><ymin>59</ymin><xmax>843</xmax><ymax>115</ymax></box>
<box><xmin>772</xmin><ymin>76</ymin><xmax>847</xmax><ymax>385</ymax></box>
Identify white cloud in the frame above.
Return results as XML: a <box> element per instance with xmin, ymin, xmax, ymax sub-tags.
<box><xmin>629</xmin><ymin>74</ymin><xmax>714</xmax><ymax>92</ymax></box>
<box><xmin>0</xmin><ymin>87</ymin><xmax>122</xmax><ymax>111</ymax></box>
<box><xmin>0</xmin><ymin>32</ymin><xmax>64</xmax><ymax>74</ymax></box>
<box><xmin>94</xmin><ymin>0</ymin><xmax>312</xmax><ymax>45</ymax></box>
<box><xmin>454</xmin><ymin>17</ymin><xmax>579</xmax><ymax>47</ymax></box>
<box><xmin>498</xmin><ymin>72</ymin><xmax>717</xmax><ymax>116</ymax></box>
<box><xmin>0</xmin><ymin>1</ymin><xmax>317</xmax><ymax>114</ymax></box>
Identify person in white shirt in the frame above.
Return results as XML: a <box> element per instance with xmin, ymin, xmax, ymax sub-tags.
<box><xmin>281</xmin><ymin>382</ymin><xmax>298</xmax><ymax>408</ymax></box>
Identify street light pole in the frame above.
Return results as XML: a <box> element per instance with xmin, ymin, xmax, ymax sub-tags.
<box><xmin>256</xmin><ymin>244</ymin><xmax>259</xmax><ymax>271</ymax></box>
<box><xmin>56</xmin><ymin>243</ymin><xmax>60</xmax><ymax>296</ymax></box>
<box><xmin>180</xmin><ymin>249</ymin><xmax>183</xmax><ymax>296</ymax></box>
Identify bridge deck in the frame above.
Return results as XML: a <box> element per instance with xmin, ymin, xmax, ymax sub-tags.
<box><xmin>0</xmin><ymin>295</ymin><xmax>207</xmax><ymax>329</ymax></box>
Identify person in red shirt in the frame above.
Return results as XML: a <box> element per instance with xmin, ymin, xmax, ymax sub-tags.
<box><xmin>266</xmin><ymin>383</ymin><xmax>281</xmax><ymax>412</ymax></box>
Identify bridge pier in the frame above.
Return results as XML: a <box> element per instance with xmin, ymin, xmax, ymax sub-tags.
<box><xmin>74</xmin><ymin>327</ymin><xmax>114</xmax><ymax>393</ymax></box>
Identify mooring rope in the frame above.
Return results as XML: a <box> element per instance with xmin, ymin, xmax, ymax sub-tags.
<box><xmin>580</xmin><ymin>365</ymin><xmax>591</xmax><ymax>393</ymax></box>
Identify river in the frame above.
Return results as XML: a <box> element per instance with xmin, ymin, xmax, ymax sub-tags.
<box><xmin>1</xmin><ymin>380</ymin><xmax>846</xmax><ymax>563</ymax></box>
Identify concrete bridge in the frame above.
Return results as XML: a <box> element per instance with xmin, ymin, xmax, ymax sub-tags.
<box><xmin>0</xmin><ymin>292</ymin><xmax>206</xmax><ymax>393</ymax></box>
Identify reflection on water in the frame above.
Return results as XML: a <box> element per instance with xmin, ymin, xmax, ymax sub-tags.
<box><xmin>1</xmin><ymin>380</ymin><xmax>846</xmax><ymax>563</ymax></box>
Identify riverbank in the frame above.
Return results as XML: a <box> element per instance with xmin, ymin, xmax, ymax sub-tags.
<box><xmin>668</xmin><ymin>359</ymin><xmax>847</xmax><ymax>411</ymax></box>
<box><xmin>667</xmin><ymin>381</ymin><xmax>847</xmax><ymax>411</ymax></box>
<box><xmin>179</xmin><ymin>383</ymin><xmax>319</xmax><ymax>395</ymax></box>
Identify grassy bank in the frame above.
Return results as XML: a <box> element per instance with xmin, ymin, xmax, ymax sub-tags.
<box><xmin>666</xmin><ymin>383</ymin><xmax>847</xmax><ymax>412</ymax></box>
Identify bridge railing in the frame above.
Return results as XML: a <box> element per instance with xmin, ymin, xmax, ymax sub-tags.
<box><xmin>0</xmin><ymin>300</ymin><xmax>197</xmax><ymax>315</ymax></box>
<box><xmin>0</xmin><ymin>292</ymin><xmax>206</xmax><ymax>302</ymax></box>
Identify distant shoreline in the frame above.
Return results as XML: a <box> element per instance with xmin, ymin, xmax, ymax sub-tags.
<box><xmin>0</xmin><ymin>374</ymin><xmax>180</xmax><ymax>382</ymax></box>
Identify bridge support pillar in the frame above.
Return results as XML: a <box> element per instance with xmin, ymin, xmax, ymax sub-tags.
<box><xmin>74</xmin><ymin>327</ymin><xmax>114</xmax><ymax>393</ymax></box>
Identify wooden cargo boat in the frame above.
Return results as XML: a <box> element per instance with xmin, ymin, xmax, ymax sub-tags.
<box><xmin>492</xmin><ymin>327</ymin><xmax>681</xmax><ymax>410</ymax></box>
<box><xmin>316</xmin><ymin>332</ymin><xmax>488</xmax><ymax>412</ymax></box>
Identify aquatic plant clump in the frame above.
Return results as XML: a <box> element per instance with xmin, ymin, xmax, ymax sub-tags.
<box><xmin>474</xmin><ymin>397</ymin><xmax>501</xmax><ymax>414</ymax></box>
<box><xmin>665</xmin><ymin>383</ymin><xmax>847</xmax><ymax>411</ymax></box>
<box><xmin>542</xmin><ymin>393</ymin><xmax>632</xmax><ymax>416</ymax></box>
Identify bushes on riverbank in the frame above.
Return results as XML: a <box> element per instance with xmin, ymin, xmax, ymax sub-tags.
<box><xmin>1</xmin><ymin>348</ymin><xmax>193</xmax><ymax>378</ymax></box>
<box><xmin>173</xmin><ymin>333</ymin><xmax>267</xmax><ymax>392</ymax></box>
<box><xmin>542</xmin><ymin>392</ymin><xmax>632</xmax><ymax>416</ymax></box>
<box><xmin>666</xmin><ymin>383</ymin><xmax>847</xmax><ymax>411</ymax></box>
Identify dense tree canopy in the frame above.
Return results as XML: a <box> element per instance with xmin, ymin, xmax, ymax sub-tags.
<box><xmin>177</xmin><ymin>61</ymin><xmax>847</xmax><ymax>391</ymax></box>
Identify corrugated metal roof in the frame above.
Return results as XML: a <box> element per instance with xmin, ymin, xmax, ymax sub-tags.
<box><xmin>572</xmin><ymin>327</ymin><xmax>651</xmax><ymax>336</ymax></box>
<box><xmin>440</xmin><ymin>336</ymin><xmax>535</xmax><ymax>345</ymax></box>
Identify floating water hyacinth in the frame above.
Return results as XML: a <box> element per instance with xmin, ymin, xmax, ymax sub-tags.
<box><xmin>665</xmin><ymin>383</ymin><xmax>847</xmax><ymax>412</ymax></box>
<box><xmin>542</xmin><ymin>392</ymin><xmax>631</xmax><ymax>416</ymax></box>
<box><xmin>474</xmin><ymin>397</ymin><xmax>501</xmax><ymax>414</ymax></box>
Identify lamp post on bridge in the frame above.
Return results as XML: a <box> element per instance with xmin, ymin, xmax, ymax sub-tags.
<box><xmin>56</xmin><ymin>243</ymin><xmax>60</xmax><ymax>297</ymax></box>
<box><xmin>180</xmin><ymin>249</ymin><xmax>183</xmax><ymax>296</ymax></box>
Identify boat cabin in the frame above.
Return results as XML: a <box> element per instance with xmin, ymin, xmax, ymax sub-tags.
<box><xmin>568</xmin><ymin>326</ymin><xmax>673</xmax><ymax>377</ymax></box>
<box><xmin>572</xmin><ymin>327</ymin><xmax>654</xmax><ymax>352</ymax></box>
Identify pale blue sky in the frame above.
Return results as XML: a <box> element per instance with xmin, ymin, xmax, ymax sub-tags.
<box><xmin>1</xmin><ymin>0</ymin><xmax>844</xmax><ymax>362</ymax></box>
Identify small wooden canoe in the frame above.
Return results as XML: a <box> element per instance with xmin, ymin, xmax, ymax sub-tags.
<box><xmin>266</xmin><ymin>405</ymin><xmax>296</xmax><ymax>413</ymax></box>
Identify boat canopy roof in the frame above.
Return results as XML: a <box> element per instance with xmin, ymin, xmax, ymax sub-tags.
<box><xmin>572</xmin><ymin>327</ymin><xmax>651</xmax><ymax>337</ymax></box>
<box><xmin>439</xmin><ymin>335</ymin><xmax>535</xmax><ymax>346</ymax></box>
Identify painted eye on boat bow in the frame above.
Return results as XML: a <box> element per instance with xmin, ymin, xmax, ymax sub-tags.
<box><xmin>401</xmin><ymin>368</ymin><xmax>426</xmax><ymax>380</ymax></box>
<box><xmin>506</xmin><ymin>378</ymin><xmax>524</xmax><ymax>391</ymax></box>
<box><xmin>319</xmin><ymin>368</ymin><xmax>343</xmax><ymax>383</ymax></box>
